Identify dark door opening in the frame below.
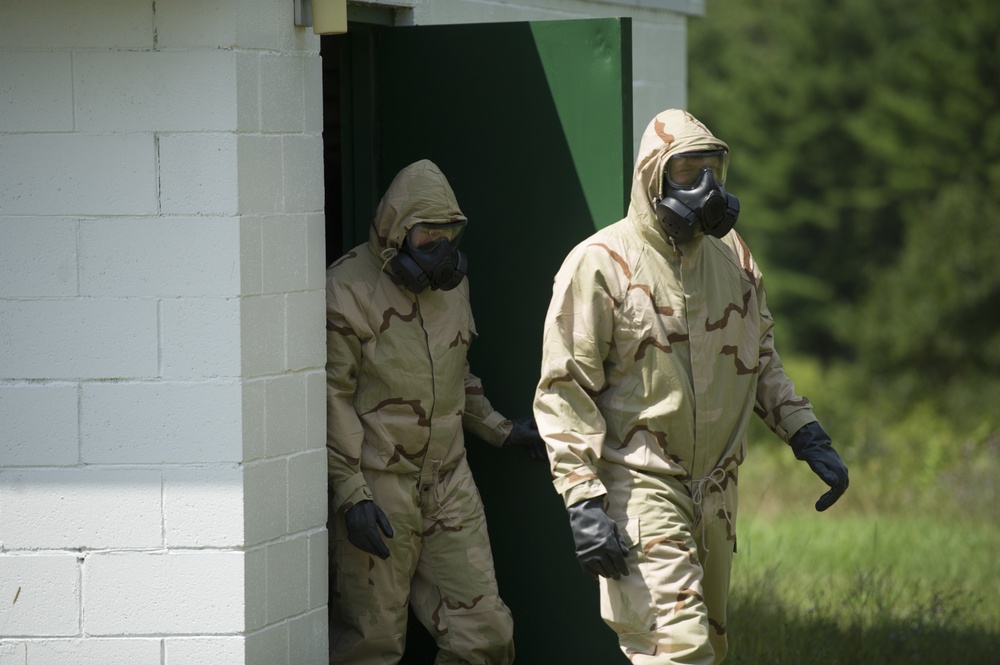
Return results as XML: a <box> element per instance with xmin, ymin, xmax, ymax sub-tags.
<box><xmin>320</xmin><ymin>18</ymin><xmax>633</xmax><ymax>663</ymax></box>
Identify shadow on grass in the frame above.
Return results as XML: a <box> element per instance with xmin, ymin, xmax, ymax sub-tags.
<box><xmin>726</xmin><ymin>569</ymin><xmax>1000</xmax><ymax>665</ymax></box>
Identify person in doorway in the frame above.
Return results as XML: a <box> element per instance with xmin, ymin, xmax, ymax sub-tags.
<box><xmin>326</xmin><ymin>159</ymin><xmax>543</xmax><ymax>664</ymax></box>
<box><xmin>533</xmin><ymin>109</ymin><xmax>849</xmax><ymax>664</ymax></box>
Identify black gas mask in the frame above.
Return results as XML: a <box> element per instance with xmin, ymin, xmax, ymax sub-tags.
<box><xmin>389</xmin><ymin>221</ymin><xmax>468</xmax><ymax>293</ymax></box>
<box><xmin>656</xmin><ymin>149</ymin><xmax>740</xmax><ymax>243</ymax></box>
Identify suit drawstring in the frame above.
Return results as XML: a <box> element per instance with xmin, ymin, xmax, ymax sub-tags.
<box><xmin>691</xmin><ymin>467</ymin><xmax>733</xmax><ymax>553</ymax></box>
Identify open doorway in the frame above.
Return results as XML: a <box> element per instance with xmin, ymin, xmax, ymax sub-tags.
<box><xmin>318</xmin><ymin>17</ymin><xmax>634</xmax><ymax>663</ymax></box>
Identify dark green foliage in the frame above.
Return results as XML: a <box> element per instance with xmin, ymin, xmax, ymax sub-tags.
<box><xmin>689</xmin><ymin>0</ymin><xmax>1000</xmax><ymax>416</ymax></box>
<box><xmin>689</xmin><ymin>0</ymin><xmax>1000</xmax><ymax>368</ymax></box>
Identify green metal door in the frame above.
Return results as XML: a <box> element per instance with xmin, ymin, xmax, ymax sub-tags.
<box><xmin>333</xmin><ymin>17</ymin><xmax>632</xmax><ymax>663</ymax></box>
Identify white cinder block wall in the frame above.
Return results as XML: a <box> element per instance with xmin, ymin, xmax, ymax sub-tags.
<box><xmin>1</xmin><ymin>0</ymin><xmax>697</xmax><ymax>663</ymax></box>
<box><xmin>0</xmin><ymin>1</ymin><xmax>328</xmax><ymax>664</ymax></box>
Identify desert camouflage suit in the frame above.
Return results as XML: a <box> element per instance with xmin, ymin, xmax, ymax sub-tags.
<box><xmin>533</xmin><ymin>110</ymin><xmax>818</xmax><ymax>664</ymax></box>
<box><xmin>326</xmin><ymin>160</ymin><xmax>515</xmax><ymax>664</ymax></box>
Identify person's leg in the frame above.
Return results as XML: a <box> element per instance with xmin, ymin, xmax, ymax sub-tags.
<box><xmin>409</xmin><ymin>456</ymin><xmax>515</xmax><ymax>665</ymax></box>
<box><xmin>692</xmin><ymin>470</ymin><xmax>738</xmax><ymax>665</ymax></box>
<box><xmin>599</xmin><ymin>466</ymin><xmax>716</xmax><ymax>665</ymax></box>
<box><xmin>329</xmin><ymin>471</ymin><xmax>421</xmax><ymax>665</ymax></box>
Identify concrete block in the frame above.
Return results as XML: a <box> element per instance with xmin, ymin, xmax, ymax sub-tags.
<box><xmin>260</xmin><ymin>55</ymin><xmax>304</xmax><ymax>133</ymax></box>
<box><xmin>81</xmin><ymin>381</ymin><xmax>242</xmax><ymax>464</ymax></box>
<box><xmin>288</xmin><ymin>607</ymin><xmax>328</xmax><ymax>665</ymax></box>
<box><xmin>0</xmin><ymin>218</ymin><xmax>78</xmax><ymax>297</ymax></box>
<box><xmin>631</xmin><ymin>21</ymin><xmax>686</xmax><ymax>83</ymax></box>
<box><xmin>244</xmin><ymin>623</ymin><xmax>288</xmax><ymax>665</ymax></box>
<box><xmin>0</xmin><ymin>134</ymin><xmax>157</xmax><ymax>216</ymax></box>
<box><xmin>265</xmin><ymin>536</ymin><xmax>309</xmax><ymax>622</ymax></box>
<box><xmin>0</xmin><ymin>299</ymin><xmax>158</xmax><ymax>380</ymax></box>
<box><xmin>79</xmin><ymin>217</ymin><xmax>241</xmax><ymax>297</ymax></box>
<box><xmin>307</xmin><ymin>530</ymin><xmax>329</xmax><ymax>611</ymax></box>
<box><xmin>0</xmin><ymin>383</ymin><xmax>78</xmax><ymax>466</ymax></box>
<box><xmin>165</xmin><ymin>637</ymin><xmax>245</xmax><ymax>665</ymax></box>
<box><xmin>282</xmin><ymin>135</ymin><xmax>325</xmax><ymax>213</ymax></box>
<box><xmin>163</xmin><ymin>465</ymin><xmax>244</xmax><ymax>548</ymax></box>
<box><xmin>304</xmin><ymin>55</ymin><xmax>324</xmax><ymax>135</ymax></box>
<box><xmin>155</xmin><ymin>0</ymin><xmax>237</xmax><ymax>49</ymax></box>
<box><xmin>306</xmin><ymin>213</ymin><xmax>327</xmax><ymax>289</ymax></box>
<box><xmin>239</xmin><ymin>215</ymin><xmax>264</xmax><ymax>296</ymax></box>
<box><xmin>286</xmin><ymin>290</ymin><xmax>326</xmax><ymax>372</ymax></box>
<box><xmin>0</xmin><ymin>643</ymin><xmax>26</xmax><ymax>662</ymax></box>
<box><xmin>236</xmin><ymin>54</ymin><xmax>261</xmax><ymax>133</ymax></box>
<box><xmin>0</xmin><ymin>1</ymin><xmax>153</xmax><ymax>49</ymax></box>
<box><xmin>0</xmin><ymin>52</ymin><xmax>73</xmax><ymax>132</ymax></box>
<box><xmin>243</xmin><ymin>546</ymin><xmax>267</xmax><ymax>631</ymax></box>
<box><xmin>240</xmin><ymin>295</ymin><xmax>286</xmax><ymax>377</ymax></box>
<box><xmin>242</xmin><ymin>378</ymin><xmax>267</xmax><ymax>461</ymax></box>
<box><xmin>235</xmin><ymin>0</ymin><xmax>316</xmax><ymax>52</ymax></box>
<box><xmin>287</xmin><ymin>450</ymin><xmax>326</xmax><ymax>534</ymax></box>
<box><xmin>243</xmin><ymin>458</ymin><xmax>287</xmax><ymax>546</ymax></box>
<box><xmin>0</xmin><ymin>554</ymin><xmax>79</xmax><ymax>636</ymax></box>
<box><xmin>159</xmin><ymin>134</ymin><xmax>239</xmax><ymax>215</ymax></box>
<box><xmin>0</xmin><ymin>468</ymin><xmax>161</xmax><ymax>550</ymax></box>
<box><xmin>160</xmin><ymin>298</ymin><xmax>242</xmax><ymax>379</ymax></box>
<box><xmin>14</xmin><ymin>638</ymin><xmax>161</xmax><ymax>665</ymax></box>
<box><xmin>238</xmin><ymin>135</ymin><xmax>283</xmax><ymax>215</ymax></box>
<box><xmin>74</xmin><ymin>51</ymin><xmax>237</xmax><ymax>132</ymax></box>
<box><xmin>261</xmin><ymin>216</ymin><xmax>309</xmax><ymax>295</ymax></box>
<box><xmin>265</xmin><ymin>373</ymin><xmax>308</xmax><ymax>457</ymax></box>
<box><xmin>84</xmin><ymin>551</ymin><xmax>245</xmax><ymax>635</ymax></box>
<box><xmin>305</xmin><ymin>369</ymin><xmax>326</xmax><ymax>453</ymax></box>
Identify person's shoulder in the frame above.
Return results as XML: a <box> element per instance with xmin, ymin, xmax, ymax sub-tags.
<box><xmin>326</xmin><ymin>244</ymin><xmax>384</xmax><ymax>311</ymax></box>
<box><xmin>327</xmin><ymin>244</ymin><xmax>375</xmax><ymax>281</ymax></box>
<box><xmin>567</xmin><ymin>219</ymin><xmax>633</xmax><ymax>260</ymax></box>
<box><xmin>711</xmin><ymin>230</ymin><xmax>760</xmax><ymax>281</ymax></box>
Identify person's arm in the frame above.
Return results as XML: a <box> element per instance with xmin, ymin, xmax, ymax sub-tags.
<box><xmin>326</xmin><ymin>281</ymin><xmax>373</xmax><ymax>513</ymax></box>
<box><xmin>753</xmin><ymin>270</ymin><xmax>849</xmax><ymax>510</ymax></box>
<box><xmin>462</xmin><ymin>365</ymin><xmax>513</xmax><ymax>447</ymax></box>
<box><xmin>753</xmin><ymin>279</ymin><xmax>817</xmax><ymax>440</ymax></box>
<box><xmin>534</xmin><ymin>244</ymin><xmax>629</xmax><ymax>578</ymax></box>
<box><xmin>533</xmin><ymin>245</ymin><xmax>617</xmax><ymax>508</ymax></box>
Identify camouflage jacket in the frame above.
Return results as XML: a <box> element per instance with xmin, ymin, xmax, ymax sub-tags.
<box><xmin>326</xmin><ymin>160</ymin><xmax>511</xmax><ymax>512</ymax></box>
<box><xmin>533</xmin><ymin>110</ymin><xmax>816</xmax><ymax>508</ymax></box>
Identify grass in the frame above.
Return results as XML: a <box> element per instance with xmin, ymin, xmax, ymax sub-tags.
<box><xmin>726</xmin><ymin>441</ymin><xmax>1000</xmax><ymax>664</ymax></box>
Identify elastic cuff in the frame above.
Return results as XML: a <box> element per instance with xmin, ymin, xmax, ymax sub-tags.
<box><xmin>332</xmin><ymin>472</ymin><xmax>372</xmax><ymax>512</ymax></box>
<box><xmin>485</xmin><ymin>411</ymin><xmax>511</xmax><ymax>447</ymax></box>
<box><xmin>557</xmin><ymin>478</ymin><xmax>607</xmax><ymax>509</ymax></box>
<box><xmin>779</xmin><ymin>412</ymin><xmax>817</xmax><ymax>443</ymax></box>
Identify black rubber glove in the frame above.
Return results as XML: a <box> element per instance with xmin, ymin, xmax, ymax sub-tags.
<box><xmin>503</xmin><ymin>416</ymin><xmax>547</xmax><ymax>460</ymax></box>
<box><xmin>344</xmin><ymin>500</ymin><xmax>394</xmax><ymax>559</ymax></box>
<box><xmin>567</xmin><ymin>497</ymin><xmax>630</xmax><ymax>580</ymax></box>
<box><xmin>789</xmin><ymin>421</ymin><xmax>850</xmax><ymax>512</ymax></box>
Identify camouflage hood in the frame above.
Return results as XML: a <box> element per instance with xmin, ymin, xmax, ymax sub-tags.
<box><xmin>368</xmin><ymin>159</ymin><xmax>468</xmax><ymax>262</ymax></box>
<box><xmin>629</xmin><ymin>109</ymin><xmax>730</xmax><ymax>248</ymax></box>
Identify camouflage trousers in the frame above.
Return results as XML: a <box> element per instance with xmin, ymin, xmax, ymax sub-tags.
<box><xmin>597</xmin><ymin>463</ymin><xmax>738</xmax><ymax>665</ymax></box>
<box><xmin>329</xmin><ymin>454</ymin><xmax>515</xmax><ymax>665</ymax></box>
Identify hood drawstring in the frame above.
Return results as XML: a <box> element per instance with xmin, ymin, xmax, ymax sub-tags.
<box><xmin>379</xmin><ymin>246</ymin><xmax>398</xmax><ymax>276</ymax></box>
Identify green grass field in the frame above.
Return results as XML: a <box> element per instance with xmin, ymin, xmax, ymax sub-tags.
<box><xmin>726</xmin><ymin>443</ymin><xmax>1000</xmax><ymax>664</ymax></box>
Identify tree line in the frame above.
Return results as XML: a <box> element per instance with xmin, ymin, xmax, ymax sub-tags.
<box><xmin>688</xmin><ymin>0</ymin><xmax>1000</xmax><ymax>439</ymax></box>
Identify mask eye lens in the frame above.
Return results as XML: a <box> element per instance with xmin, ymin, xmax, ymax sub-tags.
<box><xmin>666</xmin><ymin>150</ymin><xmax>728</xmax><ymax>188</ymax></box>
<box><xmin>408</xmin><ymin>221</ymin><xmax>466</xmax><ymax>249</ymax></box>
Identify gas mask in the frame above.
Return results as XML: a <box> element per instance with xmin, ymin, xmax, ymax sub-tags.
<box><xmin>656</xmin><ymin>149</ymin><xmax>740</xmax><ymax>243</ymax></box>
<box><xmin>389</xmin><ymin>221</ymin><xmax>468</xmax><ymax>293</ymax></box>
